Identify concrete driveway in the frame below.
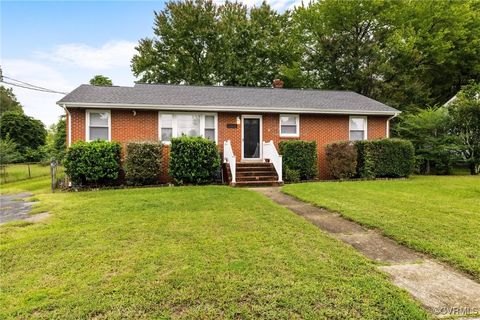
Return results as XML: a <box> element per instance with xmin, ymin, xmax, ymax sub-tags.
<box><xmin>0</xmin><ymin>193</ymin><xmax>49</xmax><ymax>224</ymax></box>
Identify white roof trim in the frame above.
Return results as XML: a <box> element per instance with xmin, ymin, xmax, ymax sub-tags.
<box><xmin>59</xmin><ymin>102</ymin><xmax>400</xmax><ymax>116</ymax></box>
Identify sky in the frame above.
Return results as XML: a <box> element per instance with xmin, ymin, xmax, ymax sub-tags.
<box><xmin>1</xmin><ymin>0</ymin><xmax>301</xmax><ymax>126</ymax></box>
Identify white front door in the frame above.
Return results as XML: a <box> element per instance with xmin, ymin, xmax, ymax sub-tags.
<box><xmin>241</xmin><ymin>115</ymin><xmax>262</xmax><ymax>160</ymax></box>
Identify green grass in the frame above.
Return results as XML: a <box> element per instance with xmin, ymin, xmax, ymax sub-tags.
<box><xmin>0</xmin><ymin>177</ymin><xmax>428</xmax><ymax>319</ymax></box>
<box><xmin>1</xmin><ymin>176</ymin><xmax>54</xmax><ymax>195</ymax></box>
<box><xmin>0</xmin><ymin>163</ymin><xmax>63</xmax><ymax>184</ymax></box>
<box><xmin>283</xmin><ymin>175</ymin><xmax>480</xmax><ymax>280</ymax></box>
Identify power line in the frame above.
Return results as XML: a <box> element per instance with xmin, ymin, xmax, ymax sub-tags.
<box><xmin>3</xmin><ymin>76</ymin><xmax>63</xmax><ymax>92</ymax></box>
<box><xmin>2</xmin><ymin>78</ymin><xmax>68</xmax><ymax>94</ymax></box>
<box><xmin>1</xmin><ymin>76</ymin><xmax>68</xmax><ymax>94</ymax></box>
<box><xmin>1</xmin><ymin>80</ymin><xmax>67</xmax><ymax>94</ymax></box>
<box><xmin>1</xmin><ymin>80</ymin><xmax>52</xmax><ymax>92</ymax></box>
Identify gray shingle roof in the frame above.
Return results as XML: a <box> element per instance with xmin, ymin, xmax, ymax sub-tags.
<box><xmin>57</xmin><ymin>83</ymin><xmax>399</xmax><ymax>115</ymax></box>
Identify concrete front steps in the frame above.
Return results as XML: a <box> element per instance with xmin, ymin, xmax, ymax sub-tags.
<box><xmin>226</xmin><ymin>162</ymin><xmax>282</xmax><ymax>187</ymax></box>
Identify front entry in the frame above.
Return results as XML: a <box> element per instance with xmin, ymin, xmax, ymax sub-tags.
<box><xmin>242</xmin><ymin>115</ymin><xmax>262</xmax><ymax>160</ymax></box>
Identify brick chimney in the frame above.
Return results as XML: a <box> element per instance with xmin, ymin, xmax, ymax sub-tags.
<box><xmin>272</xmin><ymin>79</ymin><xmax>284</xmax><ymax>88</ymax></box>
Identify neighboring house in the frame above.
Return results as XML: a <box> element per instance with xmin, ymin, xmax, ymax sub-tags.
<box><xmin>57</xmin><ymin>83</ymin><xmax>400</xmax><ymax>185</ymax></box>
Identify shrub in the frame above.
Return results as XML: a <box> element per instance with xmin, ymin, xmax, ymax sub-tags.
<box><xmin>0</xmin><ymin>137</ymin><xmax>22</xmax><ymax>164</ymax></box>
<box><xmin>169</xmin><ymin>136</ymin><xmax>221</xmax><ymax>185</ymax></box>
<box><xmin>23</xmin><ymin>147</ymin><xmax>47</xmax><ymax>162</ymax></box>
<box><xmin>64</xmin><ymin>141</ymin><xmax>121</xmax><ymax>186</ymax></box>
<box><xmin>124</xmin><ymin>142</ymin><xmax>163</xmax><ymax>186</ymax></box>
<box><xmin>325</xmin><ymin>142</ymin><xmax>357</xmax><ymax>180</ymax></box>
<box><xmin>279</xmin><ymin>140</ymin><xmax>317</xmax><ymax>181</ymax></box>
<box><xmin>355</xmin><ymin>139</ymin><xmax>415</xmax><ymax>178</ymax></box>
<box><xmin>284</xmin><ymin>167</ymin><xmax>301</xmax><ymax>183</ymax></box>
<box><xmin>371</xmin><ymin>139</ymin><xmax>415</xmax><ymax>178</ymax></box>
<box><xmin>354</xmin><ymin>140</ymin><xmax>375</xmax><ymax>179</ymax></box>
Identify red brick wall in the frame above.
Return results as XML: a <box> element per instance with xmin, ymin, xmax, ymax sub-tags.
<box><xmin>68</xmin><ymin>108</ymin><xmax>388</xmax><ymax>180</ymax></box>
<box><xmin>217</xmin><ymin>113</ymin><xmax>388</xmax><ymax>178</ymax></box>
<box><xmin>69</xmin><ymin>108</ymin><xmax>86</xmax><ymax>143</ymax></box>
<box><xmin>111</xmin><ymin>109</ymin><xmax>158</xmax><ymax>143</ymax></box>
<box><xmin>68</xmin><ymin>108</ymin><xmax>172</xmax><ymax>183</ymax></box>
<box><xmin>69</xmin><ymin>108</ymin><xmax>159</xmax><ymax>144</ymax></box>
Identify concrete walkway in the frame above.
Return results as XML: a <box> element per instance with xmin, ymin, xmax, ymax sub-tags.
<box><xmin>253</xmin><ymin>187</ymin><xmax>480</xmax><ymax>319</ymax></box>
<box><xmin>0</xmin><ymin>193</ymin><xmax>50</xmax><ymax>225</ymax></box>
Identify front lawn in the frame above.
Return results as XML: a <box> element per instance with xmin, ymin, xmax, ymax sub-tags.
<box><xmin>0</xmin><ymin>178</ymin><xmax>427</xmax><ymax>319</ymax></box>
<box><xmin>283</xmin><ymin>175</ymin><xmax>480</xmax><ymax>280</ymax></box>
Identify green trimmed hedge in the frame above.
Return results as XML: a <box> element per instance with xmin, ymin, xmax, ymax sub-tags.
<box><xmin>125</xmin><ymin>142</ymin><xmax>163</xmax><ymax>186</ymax></box>
<box><xmin>325</xmin><ymin>141</ymin><xmax>357</xmax><ymax>180</ymax></box>
<box><xmin>64</xmin><ymin>141</ymin><xmax>121</xmax><ymax>186</ymax></box>
<box><xmin>169</xmin><ymin>136</ymin><xmax>221</xmax><ymax>185</ymax></box>
<box><xmin>355</xmin><ymin>139</ymin><xmax>415</xmax><ymax>178</ymax></box>
<box><xmin>355</xmin><ymin>140</ymin><xmax>375</xmax><ymax>179</ymax></box>
<box><xmin>279</xmin><ymin>140</ymin><xmax>317</xmax><ymax>181</ymax></box>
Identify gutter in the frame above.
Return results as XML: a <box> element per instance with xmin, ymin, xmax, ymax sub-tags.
<box><xmin>59</xmin><ymin>103</ymin><xmax>72</xmax><ymax>147</ymax></box>
<box><xmin>57</xmin><ymin>102</ymin><xmax>400</xmax><ymax>116</ymax></box>
<box><xmin>386</xmin><ymin>112</ymin><xmax>400</xmax><ymax>138</ymax></box>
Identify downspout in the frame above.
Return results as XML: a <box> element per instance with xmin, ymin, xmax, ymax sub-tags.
<box><xmin>386</xmin><ymin>112</ymin><xmax>400</xmax><ymax>138</ymax></box>
<box><xmin>60</xmin><ymin>104</ymin><xmax>71</xmax><ymax>147</ymax></box>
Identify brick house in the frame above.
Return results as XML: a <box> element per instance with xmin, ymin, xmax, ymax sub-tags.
<box><xmin>57</xmin><ymin>83</ymin><xmax>400</xmax><ymax>185</ymax></box>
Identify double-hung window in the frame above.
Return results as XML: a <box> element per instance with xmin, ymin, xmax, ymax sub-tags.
<box><xmin>160</xmin><ymin>114</ymin><xmax>173</xmax><ymax>142</ymax></box>
<box><xmin>86</xmin><ymin>110</ymin><xmax>110</xmax><ymax>141</ymax></box>
<box><xmin>159</xmin><ymin>113</ymin><xmax>217</xmax><ymax>143</ymax></box>
<box><xmin>279</xmin><ymin>114</ymin><xmax>300</xmax><ymax>137</ymax></box>
<box><xmin>204</xmin><ymin>115</ymin><xmax>216</xmax><ymax>140</ymax></box>
<box><xmin>349</xmin><ymin>116</ymin><xmax>367</xmax><ymax>141</ymax></box>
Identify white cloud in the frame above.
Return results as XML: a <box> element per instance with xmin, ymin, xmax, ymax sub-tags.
<box><xmin>36</xmin><ymin>40</ymin><xmax>137</xmax><ymax>70</ymax></box>
<box><xmin>1</xmin><ymin>41</ymin><xmax>137</xmax><ymax>126</ymax></box>
<box><xmin>1</xmin><ymin>59</ymin><xmax>73</xmax><ymax>126</ymax></box>
<box><xmin>2</xmin><ymin>59</ymin><xmax>72</xmax><ymax>92</ymax></box>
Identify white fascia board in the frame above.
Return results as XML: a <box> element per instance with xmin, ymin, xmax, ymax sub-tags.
<box><xmin>59</xmin><ymin>102</ymin><xmax>400</xmax><ymax>116</ymax></box>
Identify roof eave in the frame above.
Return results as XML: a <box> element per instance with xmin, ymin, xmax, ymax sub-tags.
<box><xmin>57</xmin><ymin>101</ymin><xmax>400</xmax><ymax>116</ymax></box>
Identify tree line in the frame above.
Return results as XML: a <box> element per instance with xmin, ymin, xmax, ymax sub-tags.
<box><xmin>131</xmin><ymin>0</ymin><xmax>480</xmax><ymax>111</ymax></box>
<box><xmin>0</xmin><ymin>86</ymin><xmax>66</xmax><ymax>164</ymax></box>
<box><xmin>397</xmin><ymin>82</ymin><xmax>480</xmax><ymax>175</ymax></box>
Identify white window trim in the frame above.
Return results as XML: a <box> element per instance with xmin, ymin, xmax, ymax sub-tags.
<box><xmin>279</xmin><ymin>114</ymin><xmax>300</xmax><ymax>137</ymax></box>
<box><xmin>158</xmin><ymin>112</ymin><xmax>218</xmax><ymax>144</ymax></box>
<box><xmin>349</xmin><ymin>116</ymin><xmax>368</xmax><ymax>141</ymax></box>
<box><xmin>85</xmin><ymin>109</ymin><xmax>111</xmax><ymax>142</ymax></box>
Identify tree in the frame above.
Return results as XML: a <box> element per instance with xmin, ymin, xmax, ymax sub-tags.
<box><xmin>292</xmin><ymin>0</ymin><xmax>394</xmax><ymax>95</ymax></box>
<box><xmin>89</xmin><ymin>75</ymin><xmax>113</xmax><ymax>86</ymax></box>
<box><xmin>216</xmin><ymin>2</ymin><xmax>298</xmax><ymax>86</ymax></box>
<box><xmin>0</xmin><ymin>112</ymin><xmax>47</xmax><ymax>157</ymax></box>
<box><xmin>131</xmin><ymin>0</ymin><xmax>297</xmax><ymax>86</ymax></box>
<box><xmin>43</xmin><ymin>116</ymin><xmax>67</xmax><ymax>162</ymax></box>
<box><xmin>397</xmin><ymin>108</ymin><xmax>459</xmax><ymax>174</ymax></box>
<box><xmin>0</xmin><ymin>136</ymin><xmax>22</xmax><ymax>164</ymax></box>
<box><xmin>291</xmin><ymin>0</ymin><xmax>480</xmax><ymax>110</ymax></box>
<box><xmin>383</xmin><ymin>0</ymin><xmax>480</xmax><ymax>109</ymax></box>
<box><xmin>448</xmin><ymin>82</ymin><xmax>480</xmax><ymax>175</ymax></box>
<box><xmin>0</xmin><ymin>86</ymin><xmax>23</xmax><ymax>115</ymax></box>
<box><xmin>132</xmin><ymin>0</ymin><xmax>220</xmax><ymax>85</ymax></box>
<box><xmin>53</xmin><ymin>116</ymin><xmax>67</xmax><ymax>157</ymax></box>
